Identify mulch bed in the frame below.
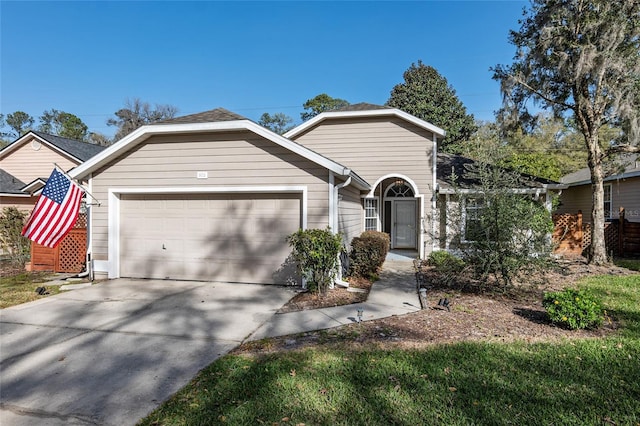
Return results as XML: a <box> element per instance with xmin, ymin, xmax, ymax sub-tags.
<box><xmin>235</xmin><ymin>258</ymin><xmax>637</xmax><ymax>354</ymax></box>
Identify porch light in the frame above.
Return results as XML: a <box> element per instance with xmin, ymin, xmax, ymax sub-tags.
<box><xmin>357</xmin><ymin>307</ymin><xmax>364</xmax><ymax>322</ymax></box>
<box><xmin>394</xmin><ymin>179</ymin><xmax>405</xmax><ymax>187</ymax></box>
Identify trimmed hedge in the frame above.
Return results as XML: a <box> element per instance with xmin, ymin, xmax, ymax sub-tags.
<box><xmin>349</xmin><ymin>231</ymin><xmax>390</xmax><ymax>278</ymax></box>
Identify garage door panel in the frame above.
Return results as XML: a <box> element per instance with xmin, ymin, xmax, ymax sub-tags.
<box><xmin>120</xmin><ymin>193</ymin><xmax>301</xmax><ymax>284</ymax></box>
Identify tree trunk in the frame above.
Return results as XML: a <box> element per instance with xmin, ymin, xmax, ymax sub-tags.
<box><xmin>586</xmin><ymin>136</ymin><xmax>608</xmax><ymax>265</ymax></box>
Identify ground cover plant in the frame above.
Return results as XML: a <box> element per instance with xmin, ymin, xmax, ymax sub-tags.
<box><xmin>140</xmin><ymin>264</ymin><xmax>640</xmax><ymax>426</ymax></box>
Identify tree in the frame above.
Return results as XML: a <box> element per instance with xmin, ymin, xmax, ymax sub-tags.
<box><xmin>88</xmin><ymin>132</ymin><xmax>112</xmax><ymax>146</ymax></box>
<box><xmin>300</xmin><ymin>94</ymin><xmax>349</xmax><ymax>121</ymax></box>
<box><xmin>258</xmin><ymin>112</ymin><xmax>294</xmax><ymax>135</ymax></box>
<box><xmin>493</xmin><ymin>0</ymin><xmax>640</xmax><ymax>265</ymax></box>
<box><xmin>0</xmin><ymin>114</ymin><xmax>11</xmax><ymax>147</ymax></box>
<box><xmin>5</xmin><ymin>111</ymin><xmax>34</xmax><ymax>138</ymax></box>
<box><xmin>386</xmin><ymin>60</ymin><xmax>477</xmax><ymax>154</ymax></box>
<box><xmin>107</xmin><ymin>98</ymin><xmax>178</xmax><ymax>140</ymax></box>
<box><xmin>0</xmin><ymin>207</ymin><xmax>30</xmax><ymax>266</ymax></box>
<box><xmin>39</xmin><ymin>109</ymin><xmax>89</xmax><ymax>141</ymax></box>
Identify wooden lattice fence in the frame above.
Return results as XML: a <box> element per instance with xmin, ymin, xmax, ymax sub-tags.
<box><xmin>28</xmin><ymin>213</ymin><xmax>87</xmax><ymax>273</ymax></box>
<box><xmin>553</xmin><ymin>209</ymin><xmax>640</xmax><ymax>258</ymax></box>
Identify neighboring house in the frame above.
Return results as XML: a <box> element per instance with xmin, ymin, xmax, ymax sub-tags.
<box><xmin>556</xmin><ymin>154</ymin><xmax>640</xmax><ymax>223</ymax></box>
<box><xmin>70</xmin><ymin>105</ymin><xmax>564</xmax><ymax>285</ymax></box>
<box><xmin>0</xmin><ymin>131</ymin><xmax>106</xmax><ymax>211</ymax></box>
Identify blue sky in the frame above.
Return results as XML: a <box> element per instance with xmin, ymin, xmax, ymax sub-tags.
<box><xmin>1</xmin><ymin>1</ymin><xmax>527</xmax><ymax>139</ymax></box>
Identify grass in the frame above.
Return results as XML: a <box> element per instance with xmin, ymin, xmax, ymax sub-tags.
<box><xmin>140</xmin><ymin>273</ymin><xmax>640</xmax><ymax>426</ymax></box>
<box><xmin>0</xmin><ymin>270</ymin><xmax>60</xmax><ymax>309</ymax></box>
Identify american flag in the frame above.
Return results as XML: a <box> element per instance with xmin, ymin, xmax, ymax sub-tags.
<box><xmin>22</xmin><ymin>169</ymin><xmax>85</xmax><ymax>248</ymax></box>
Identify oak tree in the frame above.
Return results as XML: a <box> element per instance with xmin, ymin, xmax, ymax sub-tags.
<box><xmin>493</xmin><ymin>0</ymin><xmax>640</xmax><ymax>264</ymax></box>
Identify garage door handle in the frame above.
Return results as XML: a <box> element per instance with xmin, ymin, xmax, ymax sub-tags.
<box><xmin>162</xmin><ymin>244</ymin><xmax>166</xmax><ymax>250</ymax></box>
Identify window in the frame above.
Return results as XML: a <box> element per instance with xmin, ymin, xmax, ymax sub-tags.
<box><xmin>364</xmin><ymin>198</ymin><xmax>379</xmax><ymax>231</ymax></box>
<box><xmin>464</xmin><ymin>198</ymin><xmax>484</xmax><ymax>241</ymax></box>
<box><xmin>604</xmin><ymin>184</ymin><xmax>612</xmax><ymax>219</ymax></box>
<box><xmin>386</xmin><ymin>182</ymin><xmax>414</xmax><ymax>198</ymax></box>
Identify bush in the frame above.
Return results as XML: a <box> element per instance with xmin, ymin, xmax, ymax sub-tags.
<box><xmin>0</xmin><ymin>207</ymin><xmax>30</xmax><ymax>266</ymax></box>
<box><xmin>349</xmin><ymin>231</ymin><xmax>390</xmax><ymax>278</ymax></box>
<box><xmin>426</xmin><ymin>251</ymin><xmax>465</xmax><ymax>274</ymax></box>
<box><xmin>287</xmin><ymin>228</ymin><xmax>343</xmax><ymax>296</ymax></box>
<box><xmin>543</xmin><ymin>288</ymin><xmax>604</xmax><ymax>330</ymax></box>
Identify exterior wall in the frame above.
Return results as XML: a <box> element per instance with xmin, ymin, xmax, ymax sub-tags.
<box><xmin>0</xmin><ymin>196</ymin><xmax>37</xmax><ymax>212</ymax></box>
<box><xmin>292</xmin><ymin>116</ymin><xmax>436</xmax><ymax>256</ymax></box>
<box><xmin>89</xmin><ymin>130</ymin><xmax>332</xmax><ymax>263</ymax></box>
<box><xmin>556</xmin><ymin>177</ymin><xmax>640</xmax><ymax>223</ymax></box>
<box><xmin>292</xmin><ymin>117</ymin><xmax>435</xmax><ymax>192</ymax></box>
<box><xmin>0</xmin><ymin>136</ymin><xmax>78</xmax><ymax>183</ymax></box>
<box><xmin>337</xmin><ymin>183</ymin><xmax>363</xmax><ymax>245</ymax></box>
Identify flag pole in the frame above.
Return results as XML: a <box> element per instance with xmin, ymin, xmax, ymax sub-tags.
<box><xmin>53</xmin><ymin>163</ymin><xmax>101</xmax><ymax>206</ymax></box>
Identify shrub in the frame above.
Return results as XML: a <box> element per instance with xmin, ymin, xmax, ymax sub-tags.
<box><xmin>427</xmin><ymin>251</ymin><xmax>465</xmax><ymax>274</ymax></box>
<box><xmin>543</xmin><ymin>288</ymin><xmax>604</xmax><ymax>330</ymax></box>
<box><xmin>0</xmin><ymin>207</ymin><xmax>30</xmax><ymax>266</ymax></box>
<box><xmin>349</xmin><ymin>231</ymin><xmax>390</xmax><ymax>278</ymax></box>
<box><xmin>287</xmin><ymin>228</ymin><xmax>343</xmax><ymax>296</ymax></box>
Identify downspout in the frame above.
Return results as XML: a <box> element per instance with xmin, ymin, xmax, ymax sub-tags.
<box><xmin>334</xmin><ymin>175</ymin><xmax>352</xmax><ymax>288</ymax></box>
<box><xmin>430</xmin><ymin>133</ymin><xmax>438</xmax><ymax>258</ymax></box>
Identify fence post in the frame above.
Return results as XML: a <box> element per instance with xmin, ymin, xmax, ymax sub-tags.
<box><xmin>577</xmin><ymin>210</ymin><xmax>583</xmax><ymax>247</ymax></box>
<box><xmin>619</xmin><ymin>207</ymin><xmax>625</xmax><ymax>257</ymax></box>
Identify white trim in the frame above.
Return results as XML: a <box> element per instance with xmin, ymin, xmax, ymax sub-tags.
<box><xmin>431</xmin><ymin>133</ymin><xmax>438</xmax><ymax>256</ymax></box>
<box><xmin>284</xmin><ymin>108</ymin><xmax>446</xmax><ymax>139</ymax></box>
<box><xmin>604</xmin><ymin>183</ymin><xmax>612</xmax><ymax>219</ymax></box>
<box><xmin>69</xmin><ymin>120</ymin><xmax>369</xmax><ymax>191</ymax></box>
<box><xmin>106</xmin><ymin>185</ymin><xmax>308</xmax><ymax>279</ymax></box>
<box><xmin>366</xmin><ymin>174</ymin><xmax>420</xmax><ymax>197</ymax></box>
<box><xmin>329</xmin><ymin>172</ymin><xmax>335</xmax><ymax>231</ymax></box>
<box><xmin>0</xmin><ymin>193</ymin><xmax>33</xmax><ymax>198</ymax></box>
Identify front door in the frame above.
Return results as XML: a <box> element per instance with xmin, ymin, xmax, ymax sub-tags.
<box><xmin>393</xmin><ymin>200</ymin><xmax>416</xmax><ymax>249</ymax></box>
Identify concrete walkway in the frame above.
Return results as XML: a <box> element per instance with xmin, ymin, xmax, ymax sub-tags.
<box><xmin>248</xmin><ymin>257</ymin><xmax>419</xmax><ymax>341</ymax></box>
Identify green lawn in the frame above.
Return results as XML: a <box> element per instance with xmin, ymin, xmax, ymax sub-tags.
<box><xmin>0</xmin><ymin>270</ymin><xmax>59</xmax><ymax>309</ymax></box>
<box><xmin>140</xmin><ymin>273</ymin><xmax>640</xmax><ymax>426</ymax></box>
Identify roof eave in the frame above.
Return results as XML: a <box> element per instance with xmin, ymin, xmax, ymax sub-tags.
<box><xmin>1</xmin><ymin>131</ymin><xmax>84</xmax><ymax>163</ymax></box>
<box><xmin>71</xmin><ymin>120</ymin><xmax>371</xmax><ymax>186</ymax></box>
<box><xmin>284</xmin><ymin>108</ymin><xmax>446</xmax><ymax>139</ymax></box>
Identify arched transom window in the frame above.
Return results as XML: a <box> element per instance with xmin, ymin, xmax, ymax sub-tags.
<box><xmin>386</xmin><ymin>182</ymin><xmax>414</xmax><ymax>198</ymax></box>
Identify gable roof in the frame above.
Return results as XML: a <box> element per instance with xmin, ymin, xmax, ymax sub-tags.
<box><xmin>0</xmin><ymin>168</ymin><xmax>29</xmax><ymax>196</ymax></box>
<box><xmin>560</xmin><ymin>153</ymin><xmax>640</xmax><ymax>186</ymax></box>
<box><xmin>158</xmin><ymin>108</ymin><xmax>246</xmax><ymax>124</ymax></box>
<box><xmin>284</xmin><ymin>105</ymin><xmax>446</xmax><ymax>140</ymax></box>
<box><xmin>436</xmin><ymin>153</ymin><xmax>566</xmax><ymax>194</ymax></box>
<box><xmin>0</xmin><ymin>131</ymin><xmax>106</xmax><ymax>163</ymax></box>
<box><xmin>70</xmin><ymin>108</ymin><xmax>370</xmax><ymax>190</ymax></box>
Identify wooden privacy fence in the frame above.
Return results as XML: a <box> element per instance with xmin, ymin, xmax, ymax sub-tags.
<box><xmin>28</xmin><ymin>213</ymin><xmax>87</xmax><ymax>273</ymax></box>
<box><xmin>553</xmin><ymin>208</ymin><xmax>640</xmax><ymax>258</ymax></box>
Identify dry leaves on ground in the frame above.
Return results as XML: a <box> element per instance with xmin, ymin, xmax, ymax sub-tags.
<box><xmin>235</xmin><ymin>258</ymin><xmax>637</xmax><ymax>355</ymax></box>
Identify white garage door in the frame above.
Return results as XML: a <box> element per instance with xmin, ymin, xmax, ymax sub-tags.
<box><xmin>119</xmin><ymin>193</ymin><xmax>301</xmax><ymax>284</ymax></box>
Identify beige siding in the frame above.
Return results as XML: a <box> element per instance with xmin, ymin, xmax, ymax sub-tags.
<box><xmin>0</xmin><ymin>136</ymin><xmax>78</xmax><ymax>183</ymax></box>
<box><xmin>338</xmin><ymin>183</ymin><xmax>362</xmax><ymax>245</ymax></box>
<box><xmin>293</xmin><ymin>116</ymin><xmax>436</xmax><ymax>256</ymax></box>
<box><xmin>292</xmin><ymin>117</ymin><xmax>435</xmax><ymax>194</ymax></box>
<box><xmin>556</xmin><ymin>177</ymin><xmax>640</xmax><ymax>223</ymax></box>
<box><xmin>89</xmin><ymin>131</ymin><xmax>331</xmax><ymax>262</ymax></box>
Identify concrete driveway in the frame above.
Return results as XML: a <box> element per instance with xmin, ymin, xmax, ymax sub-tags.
<box><xmin>0</xmin><ymin>278</ymin><xmax>294</xmax><ymax>426</ymax></box>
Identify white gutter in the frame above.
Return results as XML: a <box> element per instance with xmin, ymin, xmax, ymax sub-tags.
<box><xmin>333</xmin><ymin>176</ymin><xmax>352</xmax><ymax>288</ymax></box>
<box><xmin>431</xmin><ymin>133</ymin><xmax>438</xmax><ymax>257</ymax></box>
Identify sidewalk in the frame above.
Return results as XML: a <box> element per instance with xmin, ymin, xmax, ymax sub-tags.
<box><xmin>247</xmin><ymin>257</ymin><xmax>420</xmax><ymax>341</ymax></box>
